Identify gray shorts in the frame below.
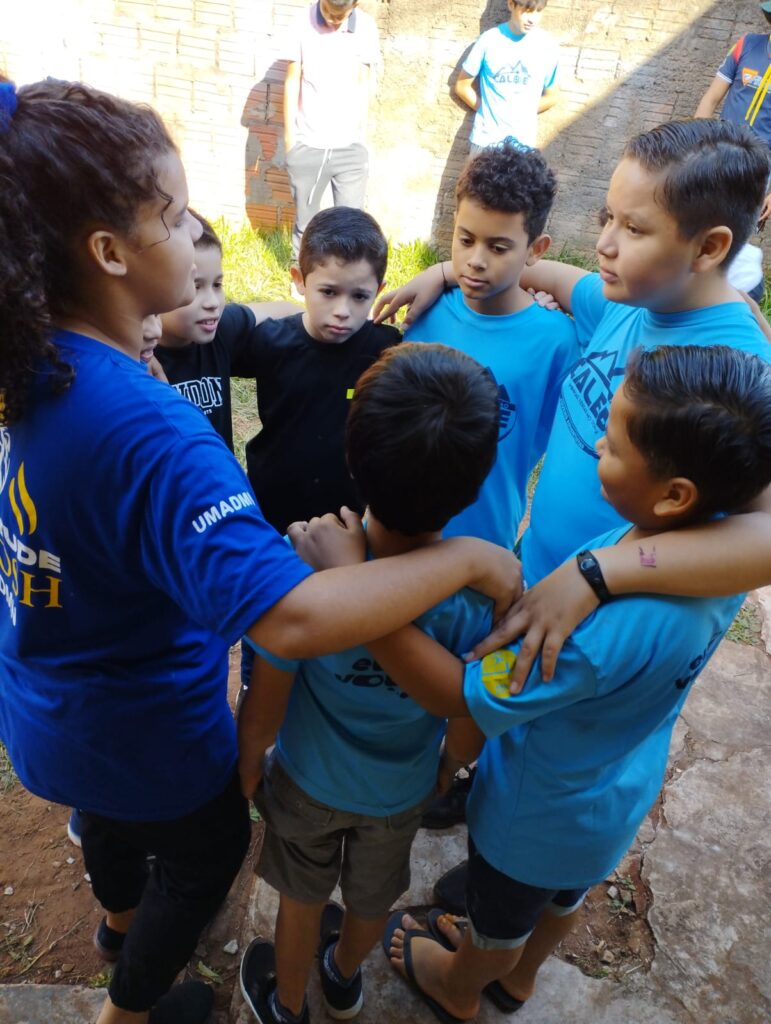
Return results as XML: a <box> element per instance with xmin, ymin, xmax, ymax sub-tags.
<box><xmin>255</xmin><ymin>756</ymin><xmax>432</xmax><ymax>918</ymax></box>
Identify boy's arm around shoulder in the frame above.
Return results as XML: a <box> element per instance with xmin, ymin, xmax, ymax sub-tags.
<box><xmin>519</xmin><ymin>260</ymin><xmax>589</xmax><ymax>316</ymax></box>
<box><xmin>226</xmin><ymin>301</ymin><xmax>301</xmax><ymax>378</ymax></box>
<box><xmin>472</xmin><ymin>486</ymin><xmax>771</xmax><ymax>689</ymax></box>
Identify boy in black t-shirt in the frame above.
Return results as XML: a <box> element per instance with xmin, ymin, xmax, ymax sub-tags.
<box><xmin>156</xmin><ymin>213</ymin><xmax>297</xmax><ymax>451</ymax></box>
<box><xmin>244</xmin><ymin>206</ymin><xmax>401</xmax><ymax>534</ymax></box>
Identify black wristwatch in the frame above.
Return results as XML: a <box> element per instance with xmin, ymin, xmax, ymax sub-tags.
<box><xmin>575</xmin><ymin>550</ymin><xmax>613</xmax><ymax>603</ymax></box>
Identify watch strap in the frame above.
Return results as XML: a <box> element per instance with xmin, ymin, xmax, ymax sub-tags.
<box><xmin>575</xmin><ymin>550</ymin><xmax>613</xmax><ymax>604</ymax></box>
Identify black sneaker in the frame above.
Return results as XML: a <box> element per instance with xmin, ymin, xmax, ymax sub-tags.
<box><xmin>318</xmin><ymin>903</ymin><xmax>363</xmax><ymax>1020</ymax></box>
<box><xmin>240</xmin><ymin>939</ymin><xmax>309</xmax><ymax>1024</ymax></box>
<box><xmin>148</xmin><ymin>981</ymin><xmax>214</xmax><ymax>1024</ymax></box>
<box><xmin>421</xmin><ymin>766</ymin><xmax>476</xmax><ymax>829</ymax></box>
<box><xmin>93</xmin><ymin>917</ymin><xmax>126</xmax><ymax>962</ymax></box>
<box><xmin>433</xmin><ymin>860</ymin><xmax>469</xmax><ymax>917</ymax></box>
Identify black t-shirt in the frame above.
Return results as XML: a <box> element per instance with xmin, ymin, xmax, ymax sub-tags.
<box><xmin>244</xmin><ymin>313</ymin><xmax>401</xmax><ymax>533</ymax></box>
<box><xmin>155</xmin><ymin>304</ymin><xmax>262</xmax><ymax>451</ymax></box>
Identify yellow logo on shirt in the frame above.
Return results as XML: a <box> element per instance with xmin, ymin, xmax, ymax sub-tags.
<box><xmin>0</xmin><ymin>442</ymin><xmax>63</xmax><ymax>625</ymax></box>
<box><xmin>480</xmin><ymin>649</ymin><xmax>517</xmax><ymax>699</ymax></box>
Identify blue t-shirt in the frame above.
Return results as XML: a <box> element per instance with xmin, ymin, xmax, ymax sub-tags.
<box><xmin>464</xmin><ymin>526</ymin><xmax>744</xmax><ymax>889</ymax></box>
<box><xmin>406</xmin><ymin>290</ymin><xmax>578</xmax><ymax>549</ymax></box>
<box><xmin>462</xmin><ymin>24</ymin><xmax>559</xmax><ymax>148</ymax></box>
<box><xmin>521</xmin><ymin>274</ymin><xmax>771</xmax><ymax>581</ymax></box>
<box><xmin>250</xmin><ymin>586</ymin><xmax>493</xmax><ymax>816</ymax></box>
<box><xmin>0</xmin><ymin>331</ymin><xmax>312</xmax><ymax>821</ymax></box>
<box><xmin>718</xmin><ymin>33</ymin><xmax>771</xmax><ymax>149</ymax></box>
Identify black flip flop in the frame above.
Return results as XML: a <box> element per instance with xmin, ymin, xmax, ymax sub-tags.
<box><xmin>426</xmin><ymin>908</ymin><xmax>525</xmax><ymax>1014</ymax></box>
<box><xmin>382</xmin><ymin>910</ymin><xmax>465</xmax><ymax>1024</ymax></box>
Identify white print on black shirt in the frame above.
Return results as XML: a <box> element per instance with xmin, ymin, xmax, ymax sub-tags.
<box><xmin>191</xmin><ymin>492</ymin><xmax>256</xmax><ymax>534</ymax></box>
<box><xmin>172</xmin><ymin>377</ymin><xmax>223</xmax><ymax>416</ymax></box>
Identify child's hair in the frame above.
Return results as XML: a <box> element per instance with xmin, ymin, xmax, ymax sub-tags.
<box><xmin>189</xmin><ymin>210</ymin><xmax>222</xmax><ymax>252</ymax></box>
<box><xmin>455</xmin><ymin>141</ymin><xmax>557</xmax><ymax>242</ymax></box>
<box><xmin>511</xmin><ymin>1</ymin><xmax>548</xmax><ymax>11</ymax></box>
<box><xmin>298</xmin><ymin>207</ymin><xmax>388</xmax><ymax>284</ymax></box>
<box><xmin>623</xmin><ymin>120</ymin><xmax>770</xmax><ymax>264</ymax></box>
<box><xmin>623</xmin><ymin>344</ymin><xmax>771</xmax><ymax>518</ymax></box>
<box><xmin>0</xmin><ymin>77</ymin><xmax>176</xmax><ymax>424</ymax></box>
<box><xmin>346</xmin><ymin>342</ymin><xmax>500</xmax><ymax>535</ymax></box>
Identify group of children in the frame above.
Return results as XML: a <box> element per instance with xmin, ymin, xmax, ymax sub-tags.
<box><xmin>1</xmin><ymin>54</ymin><xmax>771</xmax><ymax>1024</ymax></box>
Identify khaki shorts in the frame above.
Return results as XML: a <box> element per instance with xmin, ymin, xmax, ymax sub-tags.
<box><xmin>255</xmin><ymin>755</ymin><xmax>433</xmax><ymax>918</ymax></box>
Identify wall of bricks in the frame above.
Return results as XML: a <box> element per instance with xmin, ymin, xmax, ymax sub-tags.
<box><xmin>1</xmin><ymin>0</ymin><xmax>767</xmax><ymax>257</ymax></box>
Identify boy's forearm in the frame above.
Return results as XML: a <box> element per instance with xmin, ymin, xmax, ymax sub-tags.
<box><xmin>368</xmin><ymin>625</ymin><xmax>468</xmax><ymax>717</ymax></box>
<box><xmin>519</xmin><ymin>260</ymin><xmax>588</xmax><ymax>314</ymax></box>
<box><xmin>695</xmin><ymin>77</ymin><xmax>730</xmax><ymax>119</ymax></box>
<box><xmin>444</xmin><ymin>716</ymin><xmax>485</xmax><ymax>765</ymax></box>
<box><xmin>250</xmin><ymin>537</ymin><xmax>518</xmax><ymax>660</ymax></box>
<box><xmin>245</xmin><ymin>300</ymin><xmax>301</xmax><ymax>323</ymax></box>
<box><xmin>538</xmin><ymin>84</ymin><xmax>559</xmax><ymax>114</ymax></box>
<box><xmin>596</xmin><ymin>501</ymin><xmax>771</xmax><ymax>599</ymax></box>
<box><xmin>455</xmin><ymin>73</ymin><xmax>479</xmax><ymax>111</ymax></box>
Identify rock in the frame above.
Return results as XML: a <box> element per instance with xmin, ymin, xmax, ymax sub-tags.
<box><xmin>60</xmin><ymin>963</ymin><xmax>74</xmax><ymax>973</ymax></box>
<box><xmin>66</xmin><ymin>857</ymin><xmax>75</xmax><ymax>865</ymax></box>
<box><xmin>607</xmin><ymin>885</ymin><xmax>619</xmax><ymax>900</ymax></box>
<box><xmin>3</xmin><ymin>886</ymin><xmax>13</xmax><ymax>896</ymax></box>
<box><xmin>83</xmin><ymin>873</ymin><xmax>91</xmax><ymax>883</ymax></box>
<box><xmin>600</xmin><ymin>949</ymin><xmax>615</xmax><ymax>964</ymax></box>
<box><xmin>223</xmin><ymin>939</ymin><xmax>239</xmax><ymax>955</ymax></box>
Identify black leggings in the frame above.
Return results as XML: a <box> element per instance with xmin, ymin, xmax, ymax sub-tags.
<box><xmin>81</xmin><ymin>772</ymin><xmax>250</xmax><ymax>1012</ymax></box>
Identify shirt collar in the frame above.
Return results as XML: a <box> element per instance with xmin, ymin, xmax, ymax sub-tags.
<box><xmin>315</xmin><ymin>3</ymin><xmax>357</xmax><ymax>32</ymax></box>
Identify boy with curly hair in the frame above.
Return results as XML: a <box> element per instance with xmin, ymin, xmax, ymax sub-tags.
<box><xmin>405</xmin><ymin>141</ymin><xmax>578</xmax><ymax>552</ymax></box>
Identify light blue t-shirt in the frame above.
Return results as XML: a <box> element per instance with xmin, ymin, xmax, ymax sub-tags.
<box><xmin>464</xmin><ymin>525</ymin><xmax>744</xmax><ymax>889</ymax></box>
<box><xmin>0</xmin><ymin>331</ymin><xmax>312</xmax><ymax>821</ymax></box>
<box><xmin>462</xmin><ymin>24</ymin><xmax>559</xmax><ymax>148</ymax></box>
<box><xmin>522</xmin><ymin>273</ymin><xmax>771</xmax><ymax>581</ymax></box>
<box><xmin>250</xmin><ymin>586</ymin><xmax>493</xmax><ymax>816</ymax></box>
<box><xmin>406</xmin><ymin>289</ymin><xmax>579</xmax><ymax>549</ymax></box>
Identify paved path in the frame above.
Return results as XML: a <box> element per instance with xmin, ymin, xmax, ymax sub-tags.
<box><xmin>3</xmin><ymin>597</ymin><xmax>769</xmax><ymax>1024</ymax></box>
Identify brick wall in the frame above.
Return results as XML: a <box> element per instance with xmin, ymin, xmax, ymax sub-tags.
<box><xmin>1</xmin><ymin>0</ymin><xmax>766</xmax><ymax>256</ymax></box>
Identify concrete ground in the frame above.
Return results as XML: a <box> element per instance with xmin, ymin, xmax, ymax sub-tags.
<box><xmin>3</xmin><ymin>593</ymin><xmax>770</xmax><ymax>1024</ymax></box>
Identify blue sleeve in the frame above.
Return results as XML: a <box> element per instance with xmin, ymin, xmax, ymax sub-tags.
<box><xmin>463</xmin><ymin>643</ymin><xmax>597</xmax><ymax>739</ymax></box>
<box><xmin>571</xmin><ymin>273</ymin><xmax>609</xmax><ymax>350</ymax></box>
<box><xmin>140</xmin><ymin>431</ymin><xmax>313</xmax><ymax>645</ymax></box>
<box><xmin>717</xmin><ymin>37</ymin><xmax>743</xmax><ymax>83</ymax></box>
<box><xmin>462</xmin><ymin>34</ymin><xmax>486</xmax><ymax>77</ymax></box>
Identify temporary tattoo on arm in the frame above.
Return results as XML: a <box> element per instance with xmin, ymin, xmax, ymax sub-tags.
<box><xmin>639</xmin><ymin>545</ymin><xmax>657</xmax><ymax>568</ymax></box>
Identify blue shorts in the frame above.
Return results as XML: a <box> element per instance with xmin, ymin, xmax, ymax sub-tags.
<box><xmin>466</xmin><ymin>837</ymin><xmax>586</xmax><ymax>950</ymax></box>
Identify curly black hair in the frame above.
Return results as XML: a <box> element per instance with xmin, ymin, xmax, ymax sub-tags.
<box><xmin>455</xmin><ymin>142</ymin><xmax>557</xmax><ymax>241</ymax></box>
<box><xmin>0</xmin><ymin>77</ymin><xmax>175</xmax><ymax>424</ymax></box>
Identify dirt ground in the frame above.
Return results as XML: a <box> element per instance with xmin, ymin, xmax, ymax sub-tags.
<box><xmin>0</xmin><ymin>647</ymin><xmax>655</xmax><ymax>1015</ymax></box>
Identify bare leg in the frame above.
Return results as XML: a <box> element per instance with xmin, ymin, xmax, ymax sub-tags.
<box><xmin>389</xmin><ymin>913</ymin><xmax>523</xmax><ymax>1020</ymax></box>
<box><xmin>499</xmin><ymin>905</ymin><xmax>581</xmax><ymax>1002</ymax></box>
<box><xmin>333</xmin><ymin>910</ymin><xmax>389</xmax><ymax>979</ymax></box>
<box><xmin>105</xmin><ymin>908</ymin><xmax>135</xmax><ymax>934</ymax></box>
<box><xmin>96</xmin><ymin>997</ymin><xmax>148</xmax><ymax>1024</ymax></box>
<box><xmin>275</xmin><ymin>894</ymin><xmax>325</xmax><ymax>1016</ymax></box>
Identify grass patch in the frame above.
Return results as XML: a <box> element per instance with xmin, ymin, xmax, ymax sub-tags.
<box><xmin>726</xmin><ymin>600</ymin><xmax>762</xmax><ymax>647</ymax></box>
<box><xmin>0</xmin><ymin>742</ymin><xmax>17</xmax><ymax>793</ymax></box>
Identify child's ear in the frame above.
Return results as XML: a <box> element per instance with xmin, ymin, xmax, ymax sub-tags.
<box><xmin>653</xmin><ymin>477</ymin><xmax>699</xmax><ymax>519</ymax></box>
<box><xmin>692</xmin><ymin>226</ymin><xmax>733</xmax><ymax>273</ymax></box>
<box><xmin>86</xmin><ymin>230</ymin><xmax>129</xmax><ymax>278</ymax></box>
<box><xmin>290</xmin><ymin>265</ymin><xmax>306</xmax><ymax>296</ymax></box>
<box><xmin>526</xmin><ymin>233</ymin><xmax>551</xmax><ymax>266</ymax></box>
